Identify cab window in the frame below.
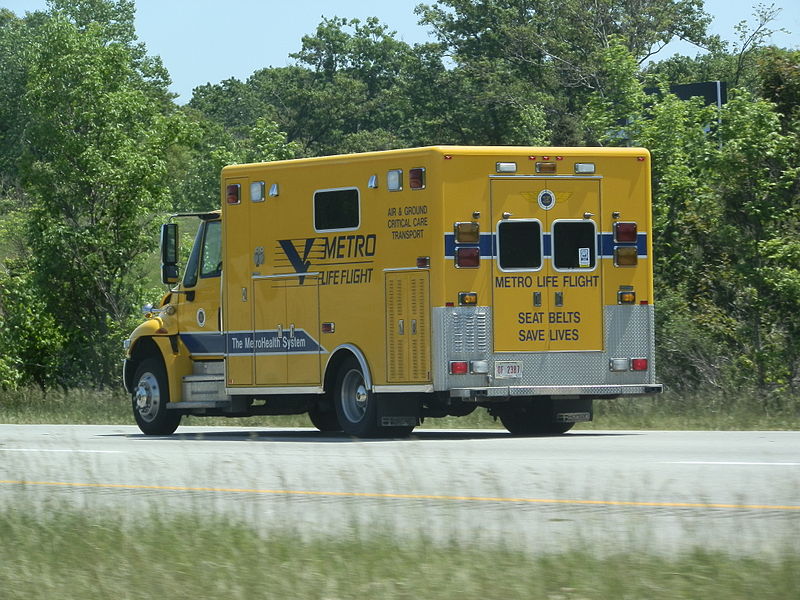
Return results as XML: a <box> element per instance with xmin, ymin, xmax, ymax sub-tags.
<box><xmin>200</xmin><ymin>221</ymin><xmax>222</xmax><ymax>278</ymax></box>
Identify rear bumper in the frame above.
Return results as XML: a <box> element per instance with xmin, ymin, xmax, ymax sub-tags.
<box><xmin>450</xmin><ymin>383</ymin><xmax>663</xmax><ymax>400</ymax></box>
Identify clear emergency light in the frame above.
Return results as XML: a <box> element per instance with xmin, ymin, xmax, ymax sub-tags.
<box><xmin>388</xmin><ymin>169</ymin><xmax>403</xmax><ymax>191</ymax></box>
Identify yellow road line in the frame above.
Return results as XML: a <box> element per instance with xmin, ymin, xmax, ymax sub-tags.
<box><xmin>1</xmin><ymin>479</ymin><xmax>798</xmax><ymax>511</ymax></box>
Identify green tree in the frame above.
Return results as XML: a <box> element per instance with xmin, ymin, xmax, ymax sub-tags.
<box><xmin>18</xmin><ymin>5</ymin><xmax>183</xmax><ymax>385</ymax></box>
<box><xmin>586</xmin><ymin>40</ymin><xmax>800</xmax><ymax>396</ymax></box>
<box><xmin>417</xmin><ymin>0</ymin><xmax>711</xmax><ymax>143</ymax></box>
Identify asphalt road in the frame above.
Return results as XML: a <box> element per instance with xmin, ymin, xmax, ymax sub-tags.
<box><xmin>1</xmin><ymin>425</ymin><xmax>798</xmax><ymax>556</ymax></box>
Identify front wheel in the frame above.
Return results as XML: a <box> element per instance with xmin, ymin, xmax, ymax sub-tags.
<box><xmin>132</xmin><ymin>357</ymin><xmax>181</xmax><ymax>435</ymax></box>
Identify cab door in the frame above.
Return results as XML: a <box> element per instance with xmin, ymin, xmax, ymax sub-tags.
<box><xmin>491</xmin><ymin>178</ymin><xmax>603</xmax><ymax>353</ymax></box>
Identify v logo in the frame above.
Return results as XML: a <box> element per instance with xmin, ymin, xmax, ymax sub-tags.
<box><xmin>278</xmin><ymin>238</ymin><xmax>317</xmax><ymax>283</ymax></box>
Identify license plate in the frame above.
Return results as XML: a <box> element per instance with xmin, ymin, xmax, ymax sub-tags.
<box><xmin>495</xmin><ymin>361</ymin><xmax>523</xmax><ymax>379</ymax></box>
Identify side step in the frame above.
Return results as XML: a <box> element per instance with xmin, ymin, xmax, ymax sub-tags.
<box><xmin>180</xmin><ymin>361</ymin><xmax>227</xmax><ymax>404</ymax></box>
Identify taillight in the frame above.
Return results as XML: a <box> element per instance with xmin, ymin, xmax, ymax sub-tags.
<box><xmin>614</xmin><ymin>222</ymin><xmax>637</xmax><ymax>242</ymax></box>
<box><xmin>450</xmin><ymin>361</ymin><xmax>469</xmax><ymax>375</ymax></box>
<box><xmin>455</xmin><ymin>247</ymin><xmax>480</xmax><ymax>268</ymax></box>
<box><xmin>631</xmin><ymin>358</ymin><xmax>649</xmax><ymax>371</ymax></box>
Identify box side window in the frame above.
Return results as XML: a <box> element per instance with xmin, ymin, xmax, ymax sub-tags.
<box><xmin>314</xmin><ymin>188</ymin><xmax>360</xmax><ymax>231</ymax></box>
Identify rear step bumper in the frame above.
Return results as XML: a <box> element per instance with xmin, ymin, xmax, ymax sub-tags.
<box><xmin>450</xmin><ymin>383</ymin><xmax>663</xmax><ymax>400</ymax></box>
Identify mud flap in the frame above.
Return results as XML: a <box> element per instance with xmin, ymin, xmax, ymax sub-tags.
<box><xmin>377</xmin><ymin>394</ymin><xmax>421</xmax><ymax>428</ymax></box>
<box><xmin>553</xmin><ymin>398</ymin><xmax>593</xmax><ymax>423</ymax></box>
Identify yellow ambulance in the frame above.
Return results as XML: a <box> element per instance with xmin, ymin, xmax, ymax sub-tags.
<box><xmin>123</xmin><ymin>146</ymin><xmax>662</xmax><ymax>437</ymax></box>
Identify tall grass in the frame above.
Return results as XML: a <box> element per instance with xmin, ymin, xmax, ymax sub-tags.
<box><xmin>0</xmin><ymin>386</ymin><xmax>798</xmax><ymax>430</ymax></box>
<box><xmin>1</xmin><ymin>507</ymin><xmax>797</xmax><ymax>599</ymax></box>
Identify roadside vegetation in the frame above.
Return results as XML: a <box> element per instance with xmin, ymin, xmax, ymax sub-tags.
<box><xmin>1</xmin><ymin>507</ymin><xmax>797</xmax><ymax>599</ymax></box>
<box><xmin>1</xmin><ymin>386</ymin><xmax>797</xmax><ymax>430</ymax></box>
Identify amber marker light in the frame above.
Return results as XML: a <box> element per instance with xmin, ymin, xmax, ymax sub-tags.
<box><xmin>458</xmin><ymin>292</ymin><xmax>478</xmax><ymax>306</ymax></box>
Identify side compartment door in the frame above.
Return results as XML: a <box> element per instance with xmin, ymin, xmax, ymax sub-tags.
<box><xmin>253</xmin><ymin>276</ymin><xmax>287</xmax><ymax>385</ymax></box>
<box><xmin>386</xmin><ymin>270</ymin><xmax>431</xmax><ymax>383</ymax></box>
<box><xmin>285</xmin><ymin>275</ymin><xmax>322</xmax><ymax>385</ymax></box>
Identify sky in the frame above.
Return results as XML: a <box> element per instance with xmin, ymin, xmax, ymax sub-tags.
<box><xmin>4</xmin><ymin>0</ymin><xmax>799</xmax><ymax>103</ymax></box>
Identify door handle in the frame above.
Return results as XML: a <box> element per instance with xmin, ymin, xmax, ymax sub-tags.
<box><xmin>398</xmin><ymin>319</ymin><xmax>405</xmax><ymax>335</ymax></box>
<box><xmin>554</xmin><ymin>291</ymin><xmax>564</xmax><ymax>307</ymax></box>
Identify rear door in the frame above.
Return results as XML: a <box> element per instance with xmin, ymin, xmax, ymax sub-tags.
<box><xmin>491</xmin><ymin>178</ymin><xmax>603</xmax><ymax>353</ymax></box>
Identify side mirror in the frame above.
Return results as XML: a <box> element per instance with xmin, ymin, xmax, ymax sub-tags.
<box><xmin>160</xmin><ymin>223</ymin><xmax>179</xmax><ymax>285</ymax></box>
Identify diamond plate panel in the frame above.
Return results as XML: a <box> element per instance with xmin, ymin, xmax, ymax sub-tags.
<box><xmin>433</xmin><ymin>305</ymin><xmax>657</xmax><ymax>392</ymax></box>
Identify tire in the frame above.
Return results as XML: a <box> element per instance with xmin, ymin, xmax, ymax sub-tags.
<box><xmin>131</xmin><ymin>357</ymin><xmax>181</xmax><ymax>435</ymax></box>
<box><xmin>308</xmin><ymin>402</ymin><xmax>341</xmax><ymax>432</ymax></box>
<box><xmin>498</xmin><ymin>402</ymin><xmax>574</xmax><ymax>436</ymax></box>
<box><xmin>333</xmin><ymin>357</ymin><xmax>414</xmax><ymax>438</ymax></box>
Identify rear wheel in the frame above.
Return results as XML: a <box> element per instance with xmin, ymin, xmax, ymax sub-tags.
<box><xmin>308</xmin><ymin>402</ymin><xmax>341</xmax><ymax>432</ymax></box>
<box><xmin>498</xmin><ymin>402</ymin><xmax>574</xmax><ymax>436</ymax></box>
<box><xmin>132</xmin><ymin>357</ymin><xmax>181</xmax><ymax>435</ymax></box>
<box><xmin>334</xmin><ymin>357</ymin><xmax>414</xmax><ymax>438</ymax></box>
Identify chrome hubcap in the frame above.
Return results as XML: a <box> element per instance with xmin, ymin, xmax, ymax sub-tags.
<box><xmin>134</xmin><ymin>372</ymin><xmax>160</xmax><ymax>422</ymax></box>
<box><xmin>341</xmin><ymin>369</ymin><xmax>368</xmax><ymax>423</ymax></box>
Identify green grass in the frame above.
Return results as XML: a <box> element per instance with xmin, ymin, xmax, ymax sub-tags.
<box><xmin>0</xmin><ymin>507</ymin><xmax>797</xmax><ymax>599</ymax></box>
<box><xmin>0</xmin><ymin>386</ymin><xmax>798</xmax><ymax>430</ymax></box>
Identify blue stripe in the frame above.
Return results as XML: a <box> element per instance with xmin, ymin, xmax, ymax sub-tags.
<box><xmin>181</xmin><ymin>331</ymin><xmax>325</xmax><ymax>356</ymax></box>
<box><xmin>180</xmin><ymin>332</ymin><xmax>225</xmax><ymax>355</ymax></box>
<box><xmin>445</xmin><ymin>232</ymin><xmax>647</xmax><ymax>259</ymax></box>
<box><xmin>444</xmin><ymin>233</ymin><xmax>494</xmax><ymax>258</ymax></box>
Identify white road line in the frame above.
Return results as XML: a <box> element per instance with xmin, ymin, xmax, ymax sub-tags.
<box><xmin>0</xmin><ymin>448</ymin><xmax>122</xmax><ymax>454</ymax></box>
<box><xmin>664</xmin><ymin>461</ymin><xmax>800</xmax><ymax>466</ymax></box>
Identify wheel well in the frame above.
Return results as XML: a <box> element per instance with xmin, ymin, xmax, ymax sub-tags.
<box><xmin>126</xmin><ymin>337</ymin><xmax>164</xmax><ymax>392</ymax></box>
<box><xmin>324</xmin><ymin>347</ymin><xmax>371</xmax><ymax>395</ymax></box>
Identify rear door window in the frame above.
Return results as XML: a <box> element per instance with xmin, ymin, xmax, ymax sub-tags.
<box><xmin>497</xmin><ymin>220</ymin><xmax>542</xmax><ymax>271</ymax></box>
<box><xmin>552</xmin><ymin>220</ymin><xmax>596</xmax><ymax>270</ymax></box>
